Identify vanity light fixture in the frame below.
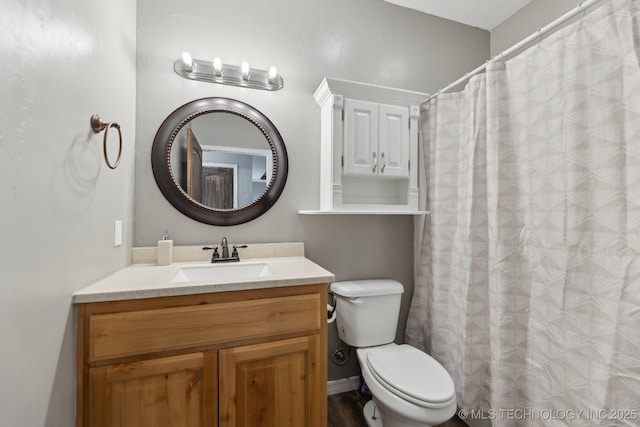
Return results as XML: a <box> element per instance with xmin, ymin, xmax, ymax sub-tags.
<box><xmin>181</xmin><ymin>52</ymin><xmax>194</xmax><ymax>72</ymax></box>
<box><xmin>241</xmin><ymin>61</ymin><xmax>250</xmax><ymax>80</ymax></box>
<box><xmin>174</xmin><ymin>52</ymin><xmax>284</xmax><ymax>91</ymax></box>
<box><xmin>268</xmin><ymin>66</ymin><xmax>278</xmax><ymax>84</ymax></box>
<box><xmin>212</xmin><ymin>57</ymin><xmax>223</xmax><ymax>77</ymax></box>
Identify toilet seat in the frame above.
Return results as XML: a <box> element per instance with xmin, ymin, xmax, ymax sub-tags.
<box><xmin>366</xmin><ymin>344</ymin><xmax>456</xmax><ymax>409</ymax></box>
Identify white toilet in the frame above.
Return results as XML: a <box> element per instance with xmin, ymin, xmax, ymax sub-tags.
<box><xmin>330</xmin><ymin>279</ymin><xmax>457</xmax><ymax>427</ymax></box>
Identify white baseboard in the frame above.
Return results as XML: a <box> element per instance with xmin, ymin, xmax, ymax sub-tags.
<box><xmin>327</xmin><ymin>375</ymin><xmax>360</xmax><ymax>395</ymax></box>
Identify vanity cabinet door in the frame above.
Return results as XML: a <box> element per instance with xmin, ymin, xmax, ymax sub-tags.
<box><xmin>218</xmin><ymin>335</ymin><xmax>322</xmax><ymax>427</ymax></box>
<box><xmin>88</xmin><ymin>353</ymin><xmax>217</xmax><ymax>427</ymax></box>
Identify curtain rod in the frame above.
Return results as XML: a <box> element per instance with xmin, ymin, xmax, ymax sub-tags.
<box><xmin>422</xmin><ymin>0</ymin><xmax>608</xmax><ymax>104</ymax></box>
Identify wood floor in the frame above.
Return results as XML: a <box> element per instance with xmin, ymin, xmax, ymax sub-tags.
<box><xmin>328</xmin><ymin>391</ymin><xmax>468</xmax><ymax>427</ymax></box>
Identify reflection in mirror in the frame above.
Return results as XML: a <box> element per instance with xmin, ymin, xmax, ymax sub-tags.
<box><xmin>151</xmin><ymin>97</ymin><xmax>288</xmax><ymax>226</ymax></box>
<box><xmin>171</xmin><ymin>113</ymin><xmax>273</xmax><ymax>210</ymax></box>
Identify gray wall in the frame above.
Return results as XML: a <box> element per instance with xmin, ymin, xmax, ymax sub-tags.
<box><xmin>135</xmin><ymin>0</ymin><xmax>489</xmax><ymax>381</ymax></box>
<box><xmin>0</xmin><ymin>0</ymin><xmax>136</xmax><ymax>426</ymax></box>
<box><xmin>491</xmin><ymin>0</ymin><xmax>581</xmax><ymax>56</ymax></box>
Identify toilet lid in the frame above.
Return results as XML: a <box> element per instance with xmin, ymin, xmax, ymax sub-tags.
<box><xmin>366</xmin><ymin>345</ymin><xmax>456</xmax><ymax>408</ymax></box>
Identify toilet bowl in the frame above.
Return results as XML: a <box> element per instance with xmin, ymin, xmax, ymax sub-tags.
<box><xmin>330</xmin><ymin>280</ymin><xmax>457</xmax><ymax>427</ymax></box>
<box><xmin>358</xmin><ymin>344</ymin><xmax>456</xmax><ymax>427</ymax></box>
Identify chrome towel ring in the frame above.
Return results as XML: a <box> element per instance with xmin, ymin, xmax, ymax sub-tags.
<box><xmin>91</xmin><ymin>114</ymin><xmax>122</xmax><ymax>169</ymax></box>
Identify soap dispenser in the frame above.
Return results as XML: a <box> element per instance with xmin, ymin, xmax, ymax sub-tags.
<box><xmin>157</xmin><ymin>228</ymin><xmax>173</xmax><ymax>266</ymax></box>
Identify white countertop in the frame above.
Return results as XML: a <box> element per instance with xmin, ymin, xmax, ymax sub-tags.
<box><xmin>73</xmin><ymin>243</ymin><xmax>335</xmax><ymax>303</ymax></box>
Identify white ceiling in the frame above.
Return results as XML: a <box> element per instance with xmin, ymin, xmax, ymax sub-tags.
<box><xmin>383</xmin><ymin>0</ymin><xmax>535</xmax><ymax>30</ymax></box>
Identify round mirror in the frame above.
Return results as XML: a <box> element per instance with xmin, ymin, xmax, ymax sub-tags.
<box><xmin>152</xmin><ymin>97</ymin><xmax>288</xmax><ymax>226</ymax></box>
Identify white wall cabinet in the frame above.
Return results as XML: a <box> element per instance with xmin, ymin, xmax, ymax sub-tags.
<box><xmin>304</xmin><ymin>78</ymin><xmax>427</xmax><ymax>214</ymax></box>
<box><xmin>343</xmin><ymin>100</ymin><xmax>410</xmax><ymax>179</ymax></box>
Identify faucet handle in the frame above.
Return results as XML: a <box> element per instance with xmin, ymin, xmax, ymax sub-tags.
<box><xmin>231</xmin><ymin>244</ymin><xmax>248</xmax><ymax>258</ymax></box>
<box><xmin>202</xmin><ymin>246</ymin><xmax>220</xmax><ymax>262</ymax></box>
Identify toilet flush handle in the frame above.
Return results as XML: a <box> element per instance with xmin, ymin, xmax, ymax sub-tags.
<box><xmin>348</xmin><ymin>297</ymin><xmax>363</xmax><ymax>304</ymax></box>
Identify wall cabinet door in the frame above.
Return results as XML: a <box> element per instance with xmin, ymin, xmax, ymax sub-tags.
<box><xmin>378</xmin><ymin>104</ymin><xmax>409</xmax><ymax>177</ymax></box>
<box><xmin>88</xmin><ymin>353</ymin><xmax>217</xmax><ymax>427</ymax></box>
<box><xmin>218</xmin><ymin>335</ymin><xmax>322</xmax><ymax>427</ymax></box>
<box><xmin>343</xmin><ymin>99</ymin><xmax>409</xmax><ymax>178</ymax></box>
<box><xmin>343</xmin><ymin>99</ymin><xmax>378</xmax><ymax>176</ymax></box>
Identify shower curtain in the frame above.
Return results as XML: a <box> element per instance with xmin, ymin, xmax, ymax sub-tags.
<box><xmin>405</xmin><ymin>0</ymin><xmax>640</xmax><ymax>425</ymax></box>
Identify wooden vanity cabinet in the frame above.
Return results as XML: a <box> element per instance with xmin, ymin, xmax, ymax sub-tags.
<box><xmin>76</xmin><ymin>284</ymin><xmax>328</xmax><ymax>427</ymax></box>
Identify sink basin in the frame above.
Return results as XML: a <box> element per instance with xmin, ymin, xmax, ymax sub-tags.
<box><xmin>170</xmin><ymin>262</ymin><xmax>273</xmax><ymax>284</ymax></box>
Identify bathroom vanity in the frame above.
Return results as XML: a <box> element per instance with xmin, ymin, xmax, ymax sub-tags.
<box><xmin>73</xmin><ymin>243</ymin><xmax>334</xmax><ymax>427</ymax></box>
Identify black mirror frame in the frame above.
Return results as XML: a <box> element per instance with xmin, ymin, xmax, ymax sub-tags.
<box><xmin>151</xmin><ymin>97</ymin><xmax>288</xmax><ymax>226</ymax></box>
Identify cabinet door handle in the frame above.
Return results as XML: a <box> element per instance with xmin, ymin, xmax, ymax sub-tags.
<box><xmin>372</xmin><ymin>152</ymin><xmax>377</xmax><ymax>173</ymax></box>
<box><xmin>380</xmin><ymin>152</ymin><xmax>386</xmax><ymax>174</ymax></box>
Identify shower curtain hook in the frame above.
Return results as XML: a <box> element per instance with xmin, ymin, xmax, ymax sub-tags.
<box><xmin>536</xmin><ymin>28</ymin><xmax>543</xmax><ymax>47</ymax></box>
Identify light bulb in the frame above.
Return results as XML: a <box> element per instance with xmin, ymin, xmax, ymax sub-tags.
<box><xmin>181</xmin><ymin>52</ymin><xmax>194</xmax><ymax>71</ymax></box>
<box><xmin>212</xmin><ymin>57</ymin><xmax>223</xmax><ymax>76</ymax></box>
<box><xmin>241</xmin><ymin>61</ymin><xmax>250</xmax><ymax>80</ymax></box>
<box><xmin>268</xmin><ymin>66</ymin><xmax>278</xmax><ymax>83</ymax></box>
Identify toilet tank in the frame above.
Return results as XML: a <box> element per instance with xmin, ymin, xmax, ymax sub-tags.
<box><xmin>330</xmin><ymin>279</ymin><xmax>404</xmax><ymax>347</ymax></box>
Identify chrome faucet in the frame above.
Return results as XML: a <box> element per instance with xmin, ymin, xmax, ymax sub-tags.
<box><xmin>220</xmin><ymin>237</ymin><xmax>229</xmax><ymax>259</ymax></box>
<box><xmin>202</xmin><ymin>237</ymin><xmax>247</xmax><ymax>263</ymax></box>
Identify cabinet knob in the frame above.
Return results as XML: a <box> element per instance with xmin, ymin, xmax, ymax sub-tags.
<box><xmin>372</xmin><ymin>152</ymin><xmax>377</xmax><ymax>173</ymax></box>
<box><xmin>380</xmin><ymin>152</ymin><xmax>386</xmax><ymax>173</ymax></box>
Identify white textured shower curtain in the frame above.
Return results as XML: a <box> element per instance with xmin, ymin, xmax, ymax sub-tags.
<box><xmin>405</xmin><ymin>0</ymin><xmax>640</xmax><ymax>425</ymax></box>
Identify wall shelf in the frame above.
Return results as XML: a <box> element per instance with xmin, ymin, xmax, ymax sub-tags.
<box><xmin>298</xmin><ymin>209</ymin><xmax>430</xmax><ymax>216</ymax></box>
